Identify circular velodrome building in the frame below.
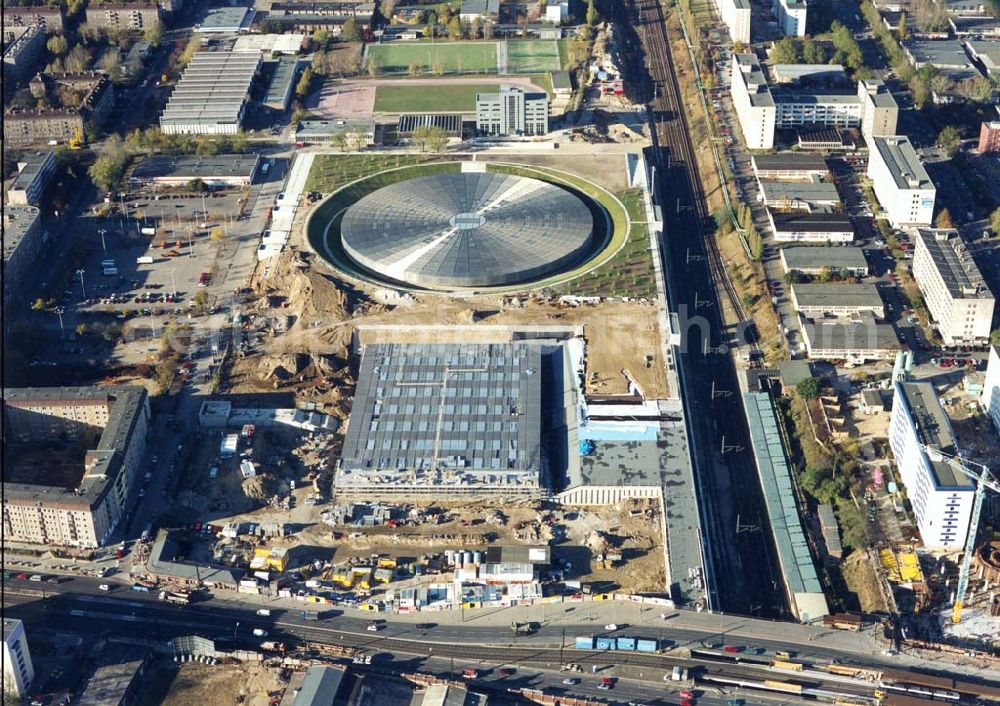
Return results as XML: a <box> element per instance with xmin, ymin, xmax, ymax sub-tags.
<box><xmin>340</xmin><ymin>172</ymin><xmax>595</xmax><ymax>290</ymax></box>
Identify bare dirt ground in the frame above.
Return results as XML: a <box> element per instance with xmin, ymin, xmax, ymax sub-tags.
<box><xmin>842</xmin><ymin>549</ymin><xmax>890</xmax><ymax>614</ymax></box>
<box><xmin>154</xmin><ymin>663</ymin><xmax>279</xmax><ymax>706</ymax></box>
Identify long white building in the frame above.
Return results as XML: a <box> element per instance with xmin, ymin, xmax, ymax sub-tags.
<box><xmin>867</xmin><ymin>135</ymin><xmax>935</xmax><ymax>227</ymax></box>
<box><xmin>983</xmin><ymin>345</ymin><xmax>1000</xmax><ymax>434</ymax></box>
<box><xmin>888</xmin><ymin>381</ymin><xmax>975</xmax><ymax>550</ymax></box>
<box><xmin>774</xmin><ymin>0</ymin><xmax>807</xmax><ymax>36</ymax></box>
<box><xmin>2</xmin><ymin>619</ymin><xmax>34</xmax><ymax>698</ymax></box>
<box><xmin>912</xmin><ymin>228</ymin><xmax>996</xmax><ymax>345</ymax></box>
<box><xmin>716</xmin><ymin>0</ymin><xmax>751</xmax><ymax>44</ymax></box>
<box><xmin>160</xmin><ymin>50</ymin><xmax>260</xmax><ymax>135</ymax></box>
<box><xmin>731</xmin><ymin>54</ymin><xmax>861</xmax><ymax>149</ymax></box>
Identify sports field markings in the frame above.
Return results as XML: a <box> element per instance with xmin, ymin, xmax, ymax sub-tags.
<box><xmin>497</xmin><ymin>40</ymin><xmax>509</xmax><ymax>74</ymax></box>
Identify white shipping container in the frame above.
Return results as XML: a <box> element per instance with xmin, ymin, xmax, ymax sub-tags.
<box><xmin>141</xmin><ymin>227</ymin><xmax>156</xmax><ymax>235</ymax></box>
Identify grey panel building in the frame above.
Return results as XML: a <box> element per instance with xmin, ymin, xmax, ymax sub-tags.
<box><xmin>130</xmin><ymin>154</ymin><xmax>261</xmax><ymax>187</ymax></box>
<box><xmin>476</xmin><ymin>85</ymin><xmax>548</xmax><ymax>137</ymax></box>
<box><xmin>2</xmin><ymin>25</ymin><xmax>45</xmax><ymax>86</ymax></box>
<box><xmin>6</xmin><ymin>149</ymin><xmax>55</xmax><ymax>206</ymax></box>
<box><xmin>337</xmin><ymin>343</ymin><xmax>545</xmax><ymax>498</ymax></box>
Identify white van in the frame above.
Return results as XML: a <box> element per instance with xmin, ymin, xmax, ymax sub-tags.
<box><xmin>253</xmin><ymin>628</ymin><xmax>268</xmax><ymax>637</ymax></box>
<box><xmin>256</xmin><ymin>609</ymin><xmax>271</xmax><ymax>617</ymax></box>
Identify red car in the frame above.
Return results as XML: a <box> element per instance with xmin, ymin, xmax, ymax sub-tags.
<box><xmin>681</xmin><ymin>700</ymin><xmax>694</xmax><ymax>706</ymax></box>
<box><xmin>680</xmin><ymin>690</ymin><xmax>695</xmax><ymax>699</ymax></box>
<box><xmin>722</xmin><ymin>645</ymin><xmax>741</xmax><ymax>654</ymax></box>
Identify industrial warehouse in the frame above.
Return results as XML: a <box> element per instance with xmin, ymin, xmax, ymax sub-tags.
<box><xmin>129</xmin><ymin>154</ymin><xmax>262</xmax><ymax>188</ymax></box>
<box><xmin>159</xmin><ymin>50</ymin><xmax>260</xmax><ymax>135</ymax></box>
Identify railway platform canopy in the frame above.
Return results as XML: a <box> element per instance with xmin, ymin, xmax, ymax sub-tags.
<box><xmin>742</xmin><ymin>383</ymin><xmax>829</xmax><ymax>623</ymax></box>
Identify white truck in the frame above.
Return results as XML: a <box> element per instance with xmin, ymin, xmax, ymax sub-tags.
<box><xmin>136</xmin><ymin>256</ymin><xmax>155</xmax><ymax>264</ymax></box>
<box><xmin>140</xmin><ymin>227</ymin><xmax>156</xmax><ymax>236</ymax></box>
<box><xmin>667</xmin><ymin>666</ymin><xmax>689</xmax><ymax>682</ymax></box>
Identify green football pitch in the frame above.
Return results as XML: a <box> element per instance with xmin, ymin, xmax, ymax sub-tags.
<box><xmin>367</xmin><ymin>42</ymin><xmax>499</xmax><ymax>75</ymax></box>
<box><xmin>506</xmin><ymin>40</ymin><xmax>561</xmax><ymax>73</ymax></box>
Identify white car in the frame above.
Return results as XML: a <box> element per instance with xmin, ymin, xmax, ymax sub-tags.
<box><xmin>253</xmin><ymin>628</ymin><xmax>268</xmax><ymax>637</ymax></box>
<box><xmin>562</xmin><ymin>678</ymin><xmax>579</xmax><ymax>685</ymax></box>
<box><xmin>604</xmin><ymin>624</ymin><xmax>618</xmax><ymax>631</ymax></box>
<box><xmin>98</xmin><ymin>584</ymin><xmax>110</xmax><ymax>592</ymax></box>
<box><xmin>256</xmin><ymin>609</ymin><xmax>271</xmax><ymax>617</ymax></box>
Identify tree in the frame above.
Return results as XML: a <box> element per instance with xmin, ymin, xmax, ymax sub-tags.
<box><xmin>295</xmin><ymin>66</ymin><xmax>314</xmax><ymax>98</ymax></box>
<box><xmin>408</xmin><ymin>61</ymin><xmax>421</xmax><ymax>76</ymax></box>
<box><xmin>586</xmin><ymin>0</ymin><xmax>599</xmax><ymax>26</ymax></box>
<box><xmin>64</xmin><ymin>44</ymin><xmax>92</xmax><ymax>73</ymax></box>
<box><xmin>990</xmin><ymin>206</ymin><xmax>1000</xmax><ymax>235</ymax></box>
<box><xmin>937</xmin><ymin>125</ymin><xmax>960</xmax><ymax>157</ymax></box>
<box><xmin>99</xmin><ymin>48</ymin><xmax>122</xmax><ymax>82</ymax></box>
<box><xmin>32</xmin><ymin>298</ymin><xmax>47</xmax><ymax>311</ymax></box>
<box><xmin>144</xmin><ymin>25</ymin><xmax>162</xmax><ymax>46</ymax></box>
<box><xmin>771</xmin><ymin>36</ymin><xmax>800</xmax><ymax>64</ymax></box>
<box><xmin>179</xmin><ymin>36</ymin><xmax>199</xmax><ymax>67</ymax></box>
<box><xmin>89</xmin><ymin>153</ymin><xmax>126</xmax><ymax>192</ymax></box>
<box><xmin>741</xmin><ymin>292</ymin><xmax>756</xmax><ymax>310</ymax></box>
<box><xmin>75</xmin><ymin>323</ymin><xmax>88</xmax><ymax>337</ymax></box>
<box><xmin>210</xmin><ymin>227</ymin><xmax>224</xmax><ymax>241</ymax></box>
<box><xmin>367</xmin><ymin>55</ymin><xmax>380</xmax><ymax>78</ymax></box>
<box><xmin>341</xmin><ymin>17</ymin><xmax>363</xmax><ymax>42</ymax></box>
<box><xmin>447</xmin><ymin>16</ymin><xmax>464</xmax><ymax>39</ymax></box>
<box><xmin>991</xmin><ymin>328</ymin><xmax>1000</xmax><ymax>345</ymax></box>
<box><xmin>935</xmin><ymin>208</ymin><xmax>954</xmax><ymax>229</ymax></box>
<box><xmin>425</xmin><ymin>125</ymin><xmax>448</xmax><ymax>151</ymax></box>
<box><xmin>897</xmin><ymin>12</ymin><xmax>908</xmax><ymax>38</ymax></box>
<box><xmin>796</xmin><ymin>376</ymin><xmax>822</xmax><ymax>399</ymax></box>
<box><xmin>380</xmin><ymin>0</ymin><xmax>397</xmax><ymax>23</ymax></box>
<box><xmin>47</xmin><ymin>34</ymin><xmax>69</xmax><ymax>56</ymax></box>
<box><xmin>192</xmin><ymin>290</ymin><xmax>210</xmax><ymax>313</ymax></box>
<box><xmin>801</xmin><ymin>36</ymin><xmax>825</xmax><ymax>64</ymax></box>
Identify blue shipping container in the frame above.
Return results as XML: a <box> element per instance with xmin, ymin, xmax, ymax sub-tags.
<box><xmin>575</xmin><ymin>637</ymin><xmax>594</xmax><ymax>649</ymax></box>
<box><xmin>595</xmin><ymin>637</ymin><xmax>617</xmax><ymax>651</ymax></box>
<box><xmin>636</xmin><ymin>639</ymin><xmax>658</xmax><ymax>653</ymax></box>
<box><xmin>616</xmin><ymin>637</ymin><xmax>636</xmax><ymax>651</ymax></box>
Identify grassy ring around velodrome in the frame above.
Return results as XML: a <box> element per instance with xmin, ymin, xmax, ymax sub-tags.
<box><xmin>304</xmin><ymin>160</ymin><xmax>631</xmax><ymax>296</ymax></box>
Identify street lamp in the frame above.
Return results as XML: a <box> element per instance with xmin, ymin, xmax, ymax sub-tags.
<box><xmin>169</xmin><ymin>269</ymin><xmax>177</xmax><ymax>298</ymax></box>
<box><xmin>54</xmin><ymin>306</ymin><xmax>66</xmax><ymax>339</ymax></box>
<box><xmin>98</xmin><ymin>228</ymin><xmax>107</xmax><ymax>256</ymax></box>
<box><xmin>234</xmin><ymin>621</ymin><xmax>239</xmax><ymax>639</ymax></box>
<box><xmin>76</xmin><ymin>269</ymin><xmax>87</xmax><ymax>299</ymax></box>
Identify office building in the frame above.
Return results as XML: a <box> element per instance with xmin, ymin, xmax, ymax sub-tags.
<box><xmin>476</xmin><ymin>85</ymin><xmax>548</xmax><ymax>137</ymax></box>
<box><xmin>889</xmin><ymin>381</ymin><xmax>975</xmax><ymax>549</ymax></box>
<box><xmin>85</xmin><ymin>2</ymin><xmax>161</xmax><ymax>30</ymax></box>
<box><xmin>769</xmin><ymin>209</ymin><xmax>854</xmax><ymax>242</ymax></box>
<box><xmin>2</xmin><ymin>386</ymin><xmax>150</xmax><ymax>548</ymax></box>
<box><xmin>867</xmin><ymin>135</ymin><xmax>936</xmax><ymax>227</ymax></box>
<box><xmin>979</xmin><ymin>121</ymin><xmax>1000</xmax><ymax>153</ymax></box>
<box><xmin>752</xmin><ymin>152</ymin><xmax>828</xmax><ymax>180</ymax></box>
<box><xmin>2</xmin><ymin>206</ymin><xmax>44</xmax><ymax>310</ymax></box>
<box><xmin>160</xmin><ymin>50</ymin><xmax>260</xmax><ymax>135</ymax></box>
<box><xmin>731</xmin><ymin>54</ymin><xmax>861</xmax><ymax>149</ymax></box>
<box><xmin>779</xmin><ymin>246</ymin><xmax>869</xmax><ymax>276</ymax></box>
<box><xmin>2</xmin><ymin>25</ymin><xmax>45</xmax><ymax>86</ymax></box>
<box><xmin>858</xmin><ymin>79</ymin><xmax>899</xmax><ymax>139</ymax></box>
<box><xmin>774</xmin><ymin>0</ymin><xmax>807</xmax><ymax>36</ymax></box>
<box><xmin>337</xmin><ymin>343</ymin><xmax>546</xmax><ymax>498</ymax></box>
<box><xmin>2</xmin><ymin>619</ymin><xmax>34</xmax><ymax>698</ymax></box>
<box><xmin>912</xmin><ymin>228</ymin><xmax>995</xmax><ymax>345</ymax></box>
<box><xmin>758</xmin><ymin>177</ymin><xmax>840</xmax><ymax>210</ymax></box>
<box><xmin>790</xmin><ymin>282</ymin><xmax>885</xmax><ymax>318</ymax></box>
<box><xmin>983</xmin><ymin>345</ymin><xmax>1000</xmax><ymax>434</ymax></box>
<box><xmin>715</xmin><ymin>0</ymin><xmax>751</xmax><ymax>44</ymax></box>
<box><xmin>2</xmin><ymin>5</ymin><xmax>65</xmax><ymax>33</ymax></box>
<box><xmin>800</xmin><ymin>319</ymin><xmax>899</xmax><ymax>362</ymax></box>
<box><xmin>6</xmin><ymin>149</ymin><xmax>55</xmax><ymax>206</ymax></box>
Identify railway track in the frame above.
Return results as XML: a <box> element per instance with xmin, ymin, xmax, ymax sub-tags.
<box><xmin>631</xmin><ymin>0</ymin><xmax>755</xmax><ymax>351</ymax></box>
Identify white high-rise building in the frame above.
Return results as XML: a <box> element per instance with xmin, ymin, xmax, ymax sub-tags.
<box><xmin>731</xmin><ymin>53</ymin><xmax>778</xmax><ymax>149</ymax></box>
<box><xmin>773</xmin><ymin>0</ymin><xmax>807</xmax><ymax>36</ymax></box>
<box><xmin>888</xmin><ymin>381</ymin><xmax>976</xmax><ymax>550</ymax></box>
<box><xmin>983</xmin><ymin>345</ymin><xmax>1000</xmax><ymax>434</ymax></box>
<box><xmin>716</xmin><ymin>0</ymin><xmax>751</xmax><ymax>44</ymax></box>
<box><xmin>2</xmin><ymin>619</ymin><xmax>34</xmax><ymax>698</ymax></box>
<box><xmin>912</xmin><ymin>229</ymin><xmax>996</xmax><ymax>345</ymax></box>
<box><xmin>867</xmin><ymin>135</ymin><xmax>935</xmax><ymax>227</ymax></box>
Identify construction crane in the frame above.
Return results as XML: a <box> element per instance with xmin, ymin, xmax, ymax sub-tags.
<box><xmin>919</xmin><ymin>443</ymin><xmax>999</xmax><ymax>623</ymax></box>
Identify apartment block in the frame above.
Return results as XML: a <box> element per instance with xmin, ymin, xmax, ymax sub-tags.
<box><xmin>2</xmin><ymin>25</ymin><xmax>45</xmax><ymax>86</ymax></box>
<box><xmin>475</xmin><ymin>85</ymin><xmax>548</xmax><ymax>137</ymax></box>
<box><xmin>979</xmin><ymin>120</ymin><xmax>1000</xmax><ymax>153</ymax></box>
<box><xmin>858</xmin><ymin>78</ymin><xmax>899</xmax><ymax>139</ymax></box>
<box><xmin>2</xmin><ymin>206</ymin><xmax>45</xmax><ymax>310</ymax></box>
<box><xmin>6</xmin><ymin>149</ymin><xmax>56</xmax><ymax>206</ymax></box>
<box><xmin>912</xmin><ymin>228</ymin><xmax>996</xmax><ymax>345</ymax></box>
<box><xmin>1</xmin><ymin>5</ymin><xmax>65</xmax><ymax>33</ymax></box>
<box><xmin>731</xmin><ymin>53</ymin><xmax>777</xmax><ymax>149</ymax></box>
<box><xmin>889</xmin><ymin>381</ymin><xmax>975</xmax><ymax>549</ymax></box>
<box><xmin>867</xmin><ymin>135</ymin><xmax>935</xmax><ymax>227</ymax></box>
<box><xmin>773</xmin><ymin>0</ymin><xmax>807</xmax><ymax>36</ymax></box>
<box><xmin>2</xmin><ymin>619</ymin><xmax>34</xmax><ymax>698</ymax></box>
<box><xmin>85</xmin><ymin>2</ymin><xmax>161</xmax><ymax>30</ymax></box>
<box><xmin>716</xmin><ymin>0</ymin><xmax>750</xmax><ymax>44</ymax></box>
<box><xmin>2</xmin><ymin>386</ymin><xmax>150</xmax><ymax>548</ymax></box>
